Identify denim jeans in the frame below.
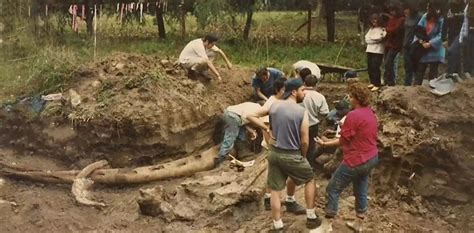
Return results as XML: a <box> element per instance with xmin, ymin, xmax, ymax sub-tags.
<box><xmin>383</xmin><ymin>49</ymin><xmax>400</xmax><ymax>86</ymax></box>
<box><xmin>403</xmin><ymin>47</ymin><xmax>415</xmax><ymax>86</ymax></box>
<box><xmin>218</xmin><ymin>111</ymin><xmax>245</xmax><ymax>158</ymax></box>
<box><xmin>325</xmin><ymin>155</ymin><xmax>379</xmax><ymax>217</ymax></box>
<box><xmin>367</xmin><ymin>53</ymin><xmax>384</xmax><ymax>87</ymax></box>
<box><xmin>447</xmin><ymin>35</ymin><xmax>461</xmax><ymax>74</ymax></box>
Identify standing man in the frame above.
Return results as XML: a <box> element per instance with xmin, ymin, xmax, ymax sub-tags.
<box><xmin>247</xmin><ymin>79</ymin><xmax>322</xmax><ymax>231</ymax></box>
<box><xmin>214</xmin><ymin>102</ymin><xmax>262</xmax><ymax>166</ymax></box>
<box><xmin>252</xmin><ymin>67</ymin><xmax>285</xmax><ymax>102</ymax></box>
<box><xmin>301</xmin><ymin>74</ymin><xmax>329</xmax><ymax>169</ymax></box>
<box><xmin>178</xmin><ymin>34</ymin><xmax>230</xmax><ymax>82</ymax></box>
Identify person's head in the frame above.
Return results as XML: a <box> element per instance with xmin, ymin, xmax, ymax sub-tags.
<box><xmin>283</xmin><ymin>79</ymin><xmax>305</xmax><ymax>103</ymax></box>
<box><xmin>203</xmin><ymin>34</ymin><xmax>219</xmax><ymax>49</ymax></box>
<box><xmin>298</xmin><ymin>68</ymin><xmax>312</xmax><ymax>82</ymax></box>
<box><xmin>426</xmin><ymin>0</ymin><xmax>443</xmax><ymax>20</ymax></box>
<box><xmin>347</xmin><ymin>83</ymin><xmax>372</xmax><ymax>108</ymax></box>
<box><xmin>335</xmin><ymin>99</ymin><xmax>351</xmax><ymax>117</ymax></box>
<box><xmin>403</xmin><ymin>3</ymin><xmax>418</xmax><ymax>17</ymax></box>
<box><xmin>388</xmin><ymin>4</ymin><xmax>402</xmax><ymax>17</ymax></box>
<box><xmin>255</xmin><ymin>67</ymin><xmax>270</xmax><ymax>82</ymax></box>
<box><xmin>304</xmin><ymin>74</ymin><xmax>319</xmax><ymax>88</ymax></box>
<box><xmin>273</xmin><ymin>77</ymin><xmax>287</xmax><ymax>99</ymax></box>
<box><xmin>370</xmin><ymin>13</ymin><xmax>381</xmax><ymax>27</ymax></box>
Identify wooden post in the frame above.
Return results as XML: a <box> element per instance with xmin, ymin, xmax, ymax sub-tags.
<box><xmin>307</xmin><ymin>0</ymin><xmax>312</xmax><ymax>43</ymax></box>
<box><xmin>325</xmin><ymin>0</ymin><xmax>335</xmax><ymax>42</ymax></box>
<box><xmin>180</xmin><ymin>0</ymin><xmax>186</xmax><ymax>40</ymax></box>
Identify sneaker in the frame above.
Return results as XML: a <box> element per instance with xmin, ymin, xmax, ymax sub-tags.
<box><xmin>346</xmin><ymin>218</ymin><xmax>364</xmax><ymax>232</ymax></box>
<box><xmin>264</xmin><ymin>197</ymin><xmax>271</xmax><ymax>211</ymax></box>
<box><xmin>306</xmin><ymin>216</ymin><xmax>323</xmax><ymax>229</ymax></box>
<box><xmin>367</xmin><ymin>84</ymin><xmax>374</xmax><ymax>89</ymax></box>
<box><xmin>284</xmin><ymin>201</ymin><xmax>306</xmax><ymax>215</ymax></box>
<box><xmin>370</xmin><ymin>86</ymin><xmax>379</xmax><ymax>92</ymax></box>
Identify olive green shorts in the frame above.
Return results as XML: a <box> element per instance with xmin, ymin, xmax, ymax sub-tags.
<box><xmin>267</xmin><ymin>146</ymin><xmax>315</xmax><ymax>191</ymax></box>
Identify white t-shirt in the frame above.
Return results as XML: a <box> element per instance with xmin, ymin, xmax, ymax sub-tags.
<box><xmin>301</xmin><ymin>90</ymin><xmax>329</xmax><ymax>126</ymax></box>
<box><xmin>206</xmin><ymin>45</ymin><xmax>222</xmax><ymax>61</ymax></box>
<box><xmin>292</xmin><ymin>60</ymin><xmax>321</xmax><ymax>80</ymax></box>
<box><xmin>178</xmin><ymin>39</ymin><xmax>209</xmax><ymax>64</ymax></box>
<box><xmin>226</xmin><ymin>102</ymin><xmax>262</xmax><ymax>125</ymax></box>
<box><xmin>365</xmin><ymin>27</ymin><xmax>386</xmax><ymax>54</ymax></box>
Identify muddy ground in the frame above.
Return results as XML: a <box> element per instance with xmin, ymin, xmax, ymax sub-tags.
<box><xmin>0</xmin><ymin>54</ymin><xmax>473</xmax><ymax>232</ymax></box>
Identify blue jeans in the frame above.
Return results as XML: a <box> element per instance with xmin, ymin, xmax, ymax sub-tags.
<box><xmin>325</xmin><ymin>155</ymin><xmax>379</xmax><ymax>217</ymax></box>
<box><xmin>218</xmin><ymin>111</ymin><xmax>246</xmax><ymax>158</ymax></box>
<box><xmin>403</xmin><ymin>47</ymin><xmax>415</xmax><ymax>86</ymax></box>
<box><xmin>447</xmin><ymin>35</ymin><xmax>461</xmax><ymax>74</ymax></box>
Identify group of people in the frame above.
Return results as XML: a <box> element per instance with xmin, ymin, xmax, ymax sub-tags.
<box><xmin>365</xmin><ymin>0</ymin><xmax>473</xmax><ymax>91</ymax></box>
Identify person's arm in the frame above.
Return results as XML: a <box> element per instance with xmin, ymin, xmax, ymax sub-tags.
<box><xmin>300</xmin><ymin>111</ymin><xmax>309</xmax><ymax>158</ymax></box>
<box><xmin>246</xmin><ymin>108</ymin><xmax>270</xmax><ymax>132</ymax></box>
<box><xmin>216</xmin><ymin>50</ymin><xmax>233</xmax><ymax>69</ymax></box>
<box><xmin>255</xmin><ymin>88</ymin><xmax>268</xmax><ymax>101</ymax></box>
<box><xmin>207</xmin><ymin>61</ymin><xmax>222</xmax><ymax>81</ymax></box>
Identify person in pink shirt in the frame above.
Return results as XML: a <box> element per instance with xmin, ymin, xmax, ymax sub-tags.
<box><xmin>314</xmin><ymin>83</ymin><xmax>379</xmax><ymax>232</ymax></box>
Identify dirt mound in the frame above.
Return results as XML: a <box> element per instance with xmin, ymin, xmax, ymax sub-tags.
<box><xmin>0</xmin><ymin>53</ymin><xmax>253</xmax><ymax>168</ymax></box>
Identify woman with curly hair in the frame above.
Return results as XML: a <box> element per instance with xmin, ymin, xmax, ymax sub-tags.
<box><xmin>314</xmin><ymin>83</ymin><xmax>379</xmax><ymax>232</ymax></box>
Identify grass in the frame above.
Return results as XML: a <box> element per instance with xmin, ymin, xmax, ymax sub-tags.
<box><xmin>0</xmin><ymin>11</ymin><xmax>371</xmax><ymax>103</ymax></box>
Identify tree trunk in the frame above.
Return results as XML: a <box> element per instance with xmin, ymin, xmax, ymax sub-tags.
<box><xmin>243</xmin><ymin>6</ymin><xmax>254</xmax><ymax>41</ymax></box>
<box><xmin>156</xmin><ymin>1</ymin><xmax>166</xmax><ymax>39</ymax></box>
<box><xmin>325</xmin><ymin>0</ymin><xmax>335</xmax><ymax>42</ymax></box>
<box><xmin>85</xmin><ymin>0</ymin><xmax>93</xmax><ymax>36</ymax></box>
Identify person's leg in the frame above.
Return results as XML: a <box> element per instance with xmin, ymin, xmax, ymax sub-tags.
<box><xmin>467</xmin><ymin>32</ymin><xmax>474</xmax><ymax>75</ymax></box>
<box><xmin>267</xmin><ymin>149</ymin><xmax>288</xmax><ymax>230</ymax></box>
<box><xmin>427</xmin><ymin>63</ymin><xmax>440</xmax><ymax>81</ymax></box>
<box><xmin>216</xmin><ymin>112</ymin><xmax>241</xmax><ymax>163</ymax></box>
<box><xmin>284</xmin><ymin>178</ymin><xmax>305</xmax><ymax>214</ymax></box>
<box><xmin>414</xmin><ymin>63</ymin><xmax>428</xmax><ymax>86</ymax></box>
<box><xmin>325</xmin><ymin>163</ymin><xmax>354</xmax><ymax>218</ymax></box>
<box><xmin>447</xmin><ymin>36</ymin><xmax>461</xmax><ymax>74</ymax></box>
<box><xmin>393</xmin><ymin>51</ymin><xmax>400</xmax><ymax>83</ymax></box>
<box><xmin>403</xmin><ymin>47</ymin><xmax>414</xmax><ymax>86</ymax></box>
<box><xmin>367</xmin><ymin>53</ymin><xmax>377</xmax><ymax>86</ymax></box>
<box><xmin>307</xmin><ymin>124</ymin><xmax>319</xmax><ymax>169</ymax></box>
<box><xmin>347</xmin><ymin>156</ymin><xmax>379</xmax><ymax>231</ymax></box>
<box><xmin>373</xmin><ymin>53</ymin><xmax>384</xmax><ymax>87</ymax></box>
<box><xmin>383</xmin><ymin>49</ymin><xmax>397</xmax><ymax>86</ymax></box>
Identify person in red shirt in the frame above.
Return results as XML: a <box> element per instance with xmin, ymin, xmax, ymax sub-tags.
<box><xmin>383</xmin><ymin>4</ymin><xmax>405</xmax><ymax>86</ymax></box>
<box><xmin>314</xmin><ymin>83</ymin><xmax>379</xmax><ymax>232</ymax></box>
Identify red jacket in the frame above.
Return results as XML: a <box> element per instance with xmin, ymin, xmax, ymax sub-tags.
<box><xmin>384</xmin><ymin>15</ymin><xmax>405</xmax><ymax>51</ymax></box>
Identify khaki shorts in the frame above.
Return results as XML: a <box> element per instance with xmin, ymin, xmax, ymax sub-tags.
<box><xmin>267</xmin><ymin>146</ymin><xmax>314</xmax><ymax>191</ymax></box>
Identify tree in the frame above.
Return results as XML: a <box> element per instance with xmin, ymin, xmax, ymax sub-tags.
<box><xmin>324</xmin><ymin>0</ymin><xmax>335</xmax><ymax>42</ymax></box>
<box><xmin>156</xmin><ymin>0</ymin><xmax>166</xmax><ymax>39</ymax></box>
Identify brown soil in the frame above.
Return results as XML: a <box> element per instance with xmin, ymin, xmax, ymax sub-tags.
<box><xmin>0</xmin><ymin>54</ymin><xmax>473</xmax><ymax>232</ymax></box>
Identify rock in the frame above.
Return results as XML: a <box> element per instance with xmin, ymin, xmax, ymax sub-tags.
<box><xmin>173</xmin><ymin>199</ymin><xmax>197</xmax><ymax>221</ymax></box>
<box><xmin>115</xmin><ymin>62</ymin><xmax>125</xmax><ymax>70</ymax></box>
<box><xmin>137</xmin><ymin>186</ymin><xmax>174</xmax><ymax>218</ymax></box>
<box><xmin>69</xmin><ymin>89</ymin><xmax>81</xmax><ymax>107</ymax></box>
<box><xmin>0</xmin><ymin>178</ymin><xmax>5</xmax><ymax>187</ymax></box>
<box><xmin>91</xmin><ymin>80</ymin><xmax>101</xmax><ymax>88</ymax></box>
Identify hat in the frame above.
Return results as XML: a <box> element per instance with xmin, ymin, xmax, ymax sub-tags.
<box><xmin>335</xmin><ymin>99</ymin><xmax>350</xmax><ymax>111</ymax></box>
<box><xmin>344</xmin><ymin>70</ymin><xmax>358</xmax><ymax>79</ymax></box>
<box><xmin>283</xmin><ymin>79</ymin><xmax>304</xmax><ymax>100</ymax></box>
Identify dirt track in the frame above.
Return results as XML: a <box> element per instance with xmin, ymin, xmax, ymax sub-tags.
<box><xmin>0</xmin><ymin>54</ymin><xmax>473</xmax><ymax>232</ymax></box>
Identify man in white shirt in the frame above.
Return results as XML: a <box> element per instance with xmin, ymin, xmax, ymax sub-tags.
<box><xmin>300</xmin><ymin>74</ymin><xmax>329</xmax><ymax>169</ymax></box>
<box><xmin>292</xmin><ymin>60</ymin><xmax>322</xmax><ymax>81</ymax></box>
<box><xmin>178</xmin><ymin>34</ymin><xmax>232</xmax><ymax>82</ymax></box>
<box><xmin>214</xmin><ymin>102</ymin><xmax>263</xmax><ymax>166</ymax></box>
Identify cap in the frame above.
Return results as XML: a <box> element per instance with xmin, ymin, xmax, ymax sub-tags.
<box><xmin>282</xmin><ymin>79</ymin><xmax>304</xmax><ymax>100</ymax></box>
